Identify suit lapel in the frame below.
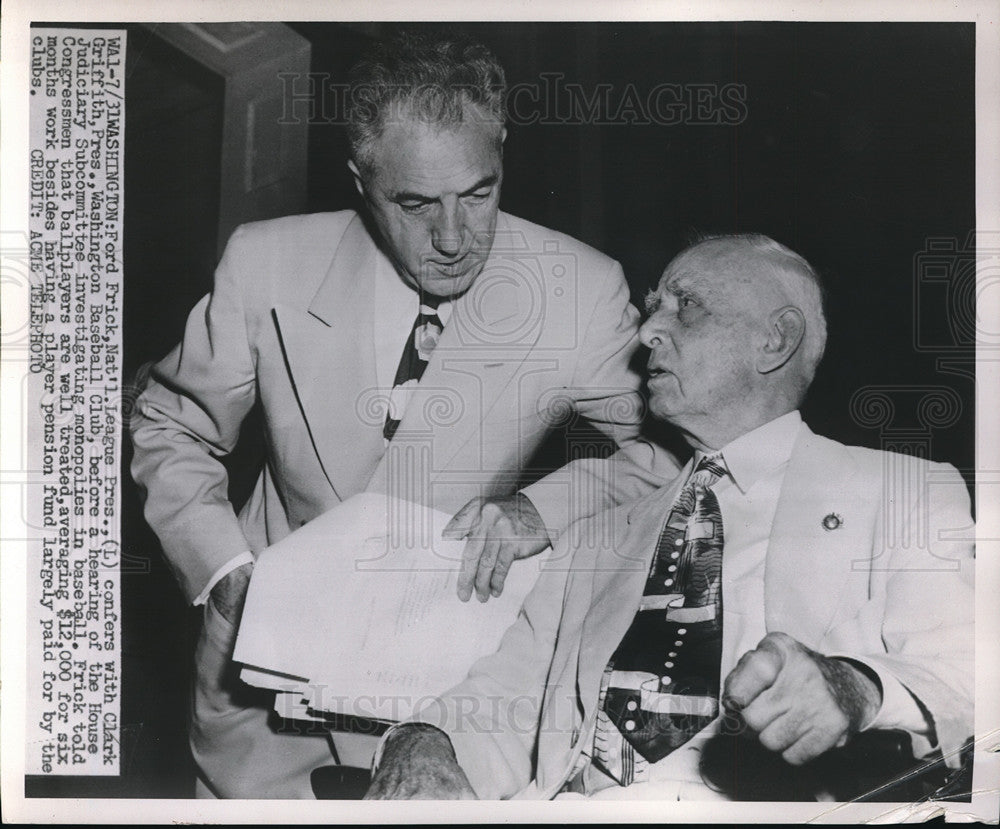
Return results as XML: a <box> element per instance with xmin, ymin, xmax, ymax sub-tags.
<box><xmin>272</xmin><ymin>215</ymin><xmax>384</xmax><ymax>500</ymax></box>
<box><xmin>765</xmin><ymin>426</ymin><xmax>875</xmax><ymax>647</ymax></box>
<box><xmin>534</xmin><ymin>477</ymin><xmax>687</xmax><ymax>792</ymax></box>
<box><xmin>572</xmin><ymin>475</ymin><xmax>689</xmax><ymax>733</ymax></box>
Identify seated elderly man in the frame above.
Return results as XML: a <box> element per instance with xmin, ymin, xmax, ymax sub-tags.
<box><xmin>364</xmin><ymin>233</ymin><xmax>974</xmax><ymax>800</ymax></box>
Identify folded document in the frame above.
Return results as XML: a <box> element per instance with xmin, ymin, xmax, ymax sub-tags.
<box><xmin>234</xmin><ymin>493</ymin><xmax>552</xmax><ymax>723</ymax></box>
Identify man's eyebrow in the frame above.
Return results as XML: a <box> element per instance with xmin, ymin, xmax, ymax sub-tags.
<box><xmin>459</xmin><ymin>174</ymin><xmax>499</xmax><ymax>196</ymax></box>
<box><xmin>644</xmin><ymin>289</ymin><xmax>661</xmax><ymax>315</ymax></box>
<box><xmin>391</xmin><ymin>190</ymin><xmax>436</xmax><ymax>204</ymax></box>
<box><xmin>390</xmin><ymin>174</ymin><xmax>499</xmax><ymax>204</ymax></box>
<box><xmin>667</xmin><ymin>272</ymin><xmax>710</xmax><ymax>296</ymax></box>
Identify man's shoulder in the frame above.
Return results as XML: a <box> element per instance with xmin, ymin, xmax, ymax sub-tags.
<box><xmin>795</xmin><ymin>425</ymin><xmax>963</xmax><ymax>481</ymax></box>
<box><xmin>498</xmin><ymin>211</ymin><xmax>617</xmax><ymax>269</ymax></box>
<box><xmin>227</xmin><ymin>210</ymin><xmax>359</xmax><ymax>251</ymax></box>
<box><xmin>215</xmin><ymin>211</ymin><xmax>369</xmax><ymax>308</ymax></box>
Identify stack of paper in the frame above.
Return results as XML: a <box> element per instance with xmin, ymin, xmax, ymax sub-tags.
<box><xmin>233</xmin><ymin>493</ymin><xmax>552</xmax><ymax>723</ymax></box>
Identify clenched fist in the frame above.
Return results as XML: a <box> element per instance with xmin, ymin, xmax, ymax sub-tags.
<box><xmin>722</xmin><ymin>632</ymin><xmax>882</xmax><ymax>765</ymax></box>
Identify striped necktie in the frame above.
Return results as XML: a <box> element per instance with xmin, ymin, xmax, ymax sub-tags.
<box><xmin>592</xmin><ymin>454</ymin><xmax>728</xmax><ymax>786</ymax></box>
<box><xmin>383</xmin><ymin>297</ymin><xmax>451</xmax><ymax>442</ymax></box>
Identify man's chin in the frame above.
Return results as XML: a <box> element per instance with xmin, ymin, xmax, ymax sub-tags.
<box><xmin>416</xmin><ymin>268</ymin><xmax>482</xmax><ymax>298</ymax></box>
<box><xmin>647</xmin><ymin>395</ymin><xmax>680</xmax><ymax>423</ymax></box>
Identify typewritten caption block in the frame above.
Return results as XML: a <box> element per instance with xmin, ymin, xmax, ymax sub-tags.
<box><xmin>26</xmin><ymin>28</ymin><xmax>125</xmax><ymax>776</ymax></box>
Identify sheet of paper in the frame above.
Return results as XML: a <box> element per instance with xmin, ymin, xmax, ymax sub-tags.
<box><xmin>234</xmin><ymin>492</ymin><xmax>552</xmax><ymax>722</ymax></box>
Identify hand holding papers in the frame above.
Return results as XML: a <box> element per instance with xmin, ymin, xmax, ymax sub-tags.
<box><xmin>233</xmin><ymin>493</ymin><xmax>552</xmax><ymax>723</ymax></box>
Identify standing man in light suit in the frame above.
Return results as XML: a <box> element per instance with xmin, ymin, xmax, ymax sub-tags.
<box><xmin>366</xmin><ymin>234</ymin><xmax>975</xmax><ymax>800</ymax></box>
<box><xmin>129</xmin><ymin>32</ymin><xmax>677</xmax><ymax>798</ymax></box>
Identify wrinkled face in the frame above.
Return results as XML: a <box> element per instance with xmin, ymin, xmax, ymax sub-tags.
<box><xmin>354</xmin><ymin>112</ymin><xmax>505</xmax><ymax>298</ymax></box>
<box><xmin>638</xmin><ymin>242</ymin><xmax>769</xmax><ymax>432</ymax></box>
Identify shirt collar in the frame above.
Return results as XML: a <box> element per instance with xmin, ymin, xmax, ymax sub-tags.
<box><xmin>695</xmin><ymin>410</ymin><xmax>802</xmax><ymax>494</ymax></box>
<box><xmin>375</xmin><ymin>250</ymin><xmax>453</xmax><ymax>324</ymax></box>
<box><xmin>375</xmin><ymin>247</ymin><xmax>419</xmax><ymax>309</ymax></box>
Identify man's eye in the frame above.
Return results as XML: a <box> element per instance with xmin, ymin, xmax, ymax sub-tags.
<box><xmin>464</xmin><ymin>190</ymin><xmax>491</xmax><ymax>203</ymax></box>
<box><xmin>677</xmin><ymin>294</ymin><xmax>700</xmax><ymax>311</ymax></box>
<box><xmin>400</xmin><ymin>202</ymin><xmax>430</xmax><ymax>213</ymax></box>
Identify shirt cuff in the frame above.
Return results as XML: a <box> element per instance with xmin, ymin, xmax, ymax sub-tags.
<box><xmin>192</xmin><ymin>552</ymin><xmax>254</xmax><ymax>606</ymax></box>
<box><xmin>837</xmin><ymin>656</ymin><xmax>936</xmax><ymax>759</ymax></box>
<box><xmin>518</xmin><ymin>479</ymin><xmax>568</xmax><ymax>543</ymax></box>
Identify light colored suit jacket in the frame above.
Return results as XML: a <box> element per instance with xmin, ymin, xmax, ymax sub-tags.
<box><xmin>419</xmin><ymin>423</ymin><xmax>975</xmax><ymax>799</ymax></box>
<box><xmin>130</xmin><ymin>210</ymin><xmax>677</xmax><ymax>602</ymax></box>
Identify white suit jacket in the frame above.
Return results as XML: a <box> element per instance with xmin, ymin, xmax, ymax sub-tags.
<box><xmin>130</xmin><ymin>210</ymin><xmax>677</xmax><ymax>602</ymax></box>
<box><xmin>417</xmin><ymin>423</ymin><xmax>975</xmax><ymax>799</ymax></box>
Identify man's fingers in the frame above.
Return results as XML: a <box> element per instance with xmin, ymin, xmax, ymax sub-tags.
<box><xmin>755</xmin><ymin>708</ymin><xmax>806</xmax><ymax>753</ymax></box>
<box><xmin>450</xmin><ymin>495</ymin><xmax>551</xmax><ymax>602</ymax></box>
<box><xmin>749</xmin><ymin>709</ymin><xmax>835</xmax><ymax>766</ymax></box>
<box><xmin>443</xmin><ymin>499</ymin><xmax>484</xmax><ymax>538</ymax></box>
<box><xmin>755</xmin><ymin>631</ymin><xmax>799</xmax><ymax>659</ymax></box>
<box><xmin>779</xmin><ymin>726</ymin><xmax>840</xmax><ymax>766</ymax></box>
<box><xmin>457</xmin><ymin>533</ymin><xmax>487</xmax><ymax>602</ymax></box>
<box><xmin>474</xmin><ymin>536</ymin><xmax>502</xmax><ymax>602</ymax></box>
<box><xmin>723</xmin><ymin>646</ymin><xmax>783</xmax><ymax>711</ymax></box>
<box><xmin>738</xmin><ymin>682</ymin><xmax>794</xmax><ymax>736</ymax></box>
<box><xmin>489</xmin><ymin>547</ymin><xmax>517</xmax><ymax>598</ymax></box>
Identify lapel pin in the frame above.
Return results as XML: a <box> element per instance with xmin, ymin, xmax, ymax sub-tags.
<box><xmin>822</xmin><ymin>513</ymin><xmax>843</xmax><ymax>531</ymax></box>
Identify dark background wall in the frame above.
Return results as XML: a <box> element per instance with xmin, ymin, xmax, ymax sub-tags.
<box><xmin>296</xmin><ymin>21</ymin><xmax>975</xmax><ymax>472</ymax></box>
<box><xmin>28</xmin><ymin>20</ymin><xmax>975</xmax><ymax>798</ymax></box>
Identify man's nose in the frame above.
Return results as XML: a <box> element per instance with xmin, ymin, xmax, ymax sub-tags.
<box><xmin>638</xmin><ymin>314</ymin><xmax>665</xmax><ymax>349</ymax></box>
<box><xmin>431</xmin><ymin>204</ymin><xmax>464</xmax><ymax>257</ymax></box>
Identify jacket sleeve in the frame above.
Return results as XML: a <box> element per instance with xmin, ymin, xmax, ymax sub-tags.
<box><xmin>129</xmin><ymin>225</ymin><xmax>259</xmax><ymax>603</ymax></box>
<box><xmin>522</xmin><ymin>259</ymin><xmax>681</xmax><ymax>539</ymax></box>
<box><xmin>848</xmin><ymin>460</ymin><xmax>975</xmax><ymax>766</ymax></box>
<box><xmin>409</xmin><ymin>552</ymin><xmax>574</xmax><ymax>799</ymax></box>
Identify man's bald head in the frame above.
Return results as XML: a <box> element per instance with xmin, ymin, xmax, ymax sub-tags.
<box><xmin>639</xmin><ymin>234</ymin><xmax>826</xmax><ymax>451</ymax></box>
<box><xmin>683</xmin><ymin>234</ymin><xmax>826</xmax><ymax>390</ymax></box>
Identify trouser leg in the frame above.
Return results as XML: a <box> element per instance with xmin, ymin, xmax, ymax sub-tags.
<box><xmin>190</xmin><ymin>597</ymin><xmax>334</xmax><ymax>799</ymax></box>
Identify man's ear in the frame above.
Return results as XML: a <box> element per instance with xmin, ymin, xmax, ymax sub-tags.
<box><xmin>347</xmin><ymin>159</ymin><xmax>366</xmax><ymax>199</ymax></box>
<box><xmin>495</xmin><ymin>125</ymin><xmax>508</xmax><ymax>160</ymax></box>
<box><xmin>757</xmin><ymin>306</ymin><xmax>805</xmax><ymax>374</ymax></box>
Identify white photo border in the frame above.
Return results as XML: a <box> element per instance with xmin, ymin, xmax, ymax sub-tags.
<box><xmin>2</xmin><ymin>0</ymin><xmax>997</xmax><ymax>823</ymax></box>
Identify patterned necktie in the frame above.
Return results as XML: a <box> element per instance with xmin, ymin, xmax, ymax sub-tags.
<box><xmin>592</xmin><ymin>454</ymin><xmax>728</xmax><ymax>786</ymax></box>
<box><xmin>383</xmin><ymin>296</ymin><xmax>450</xmax><ymax>442</ymax></box>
